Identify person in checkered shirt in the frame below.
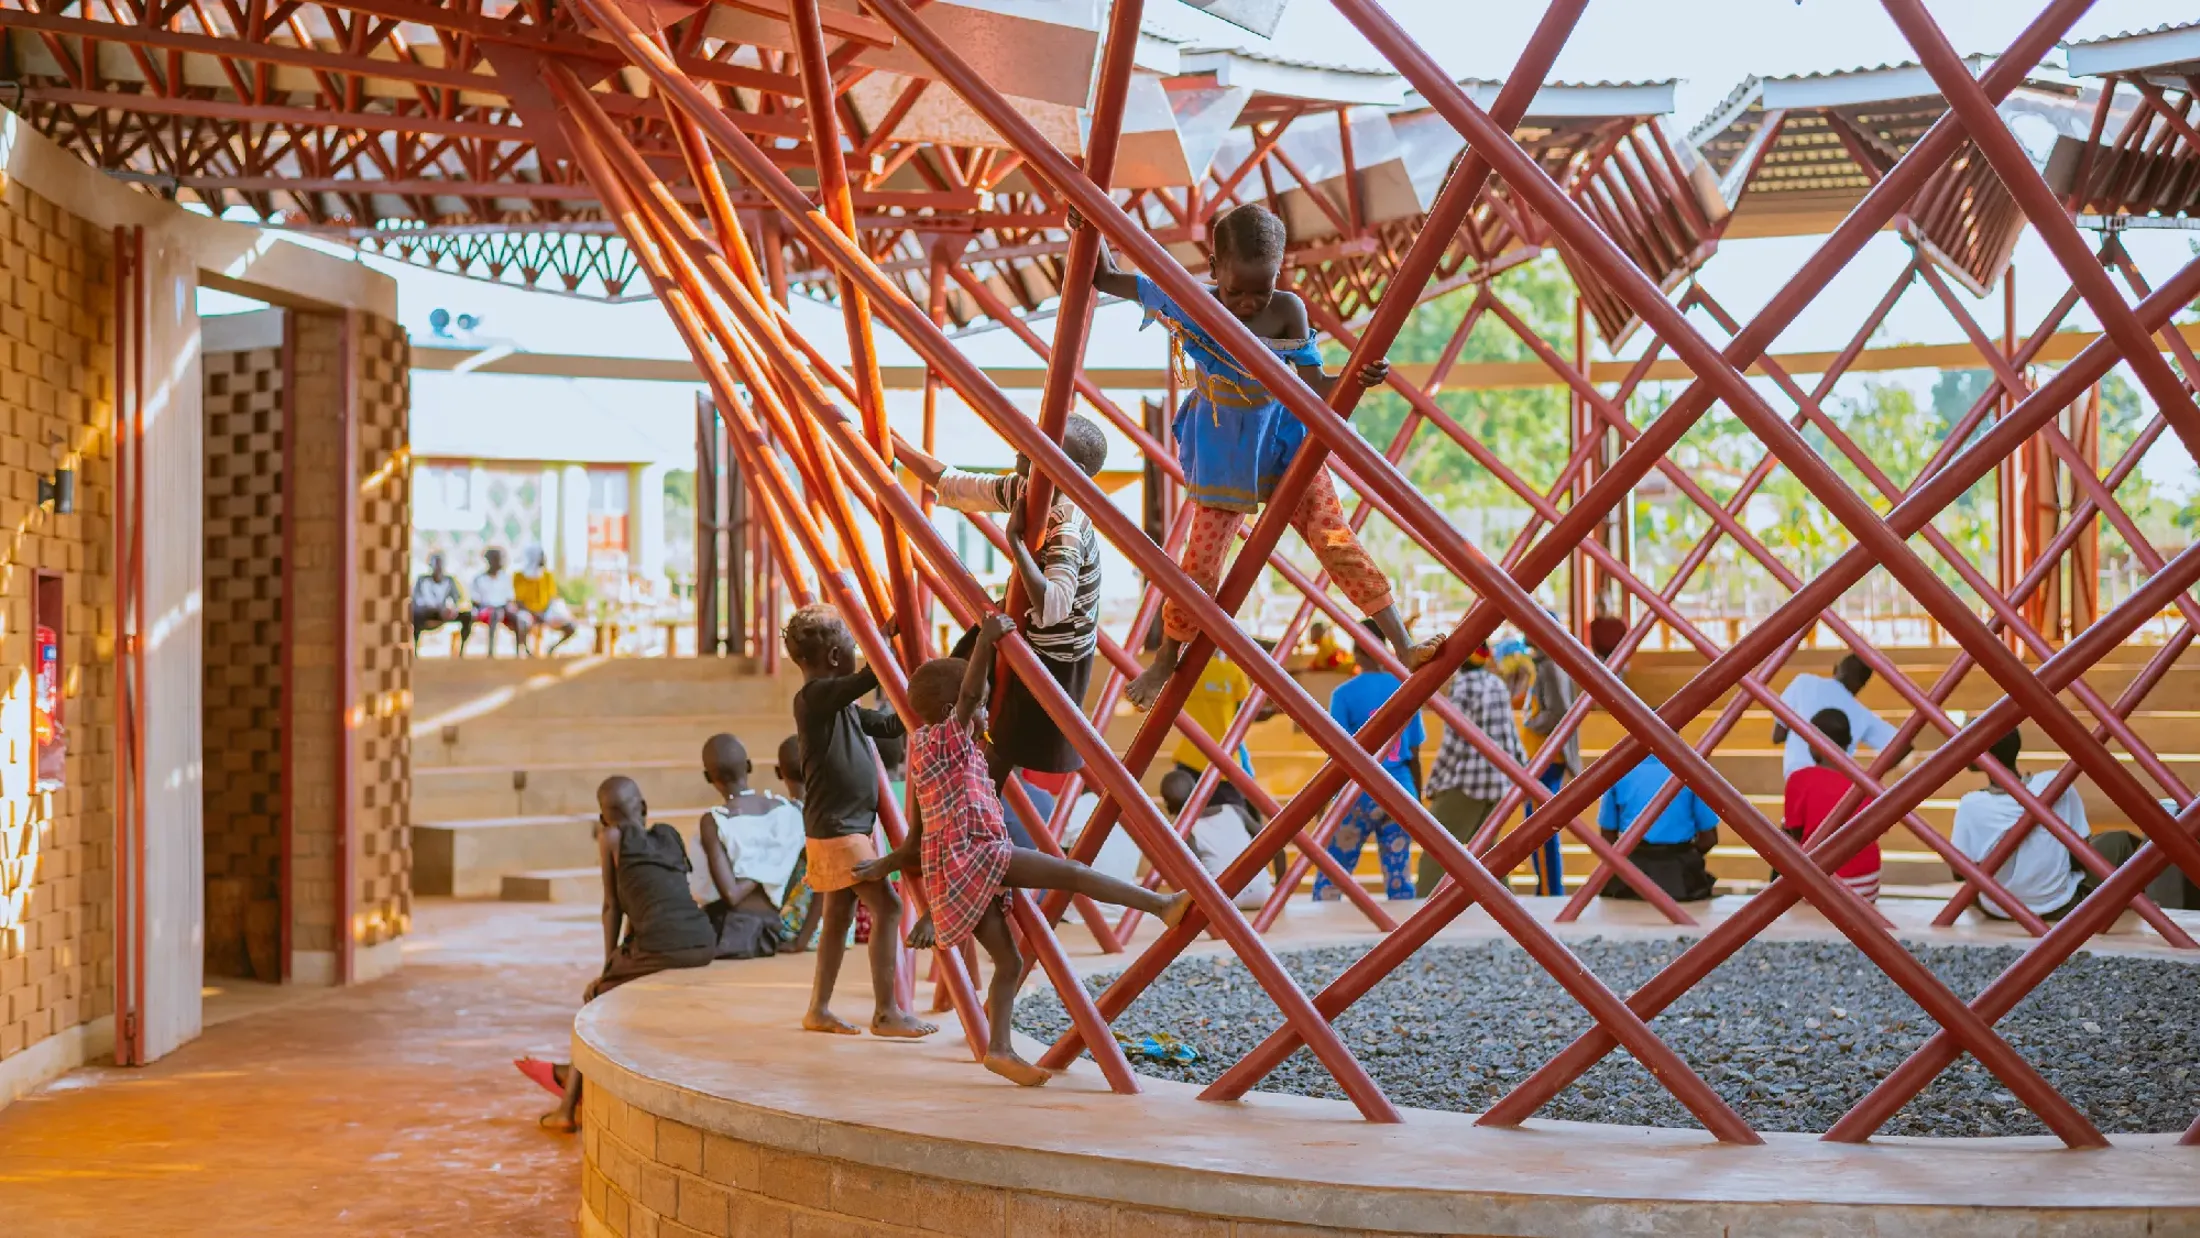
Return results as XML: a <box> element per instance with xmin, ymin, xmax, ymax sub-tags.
<box><xmin>858</xmin><ymin>613</ymin><xmax>1190</xmax><ymax>1088</ymax></box>
<box><xmin>1418</xmin><ymin>640</ymin><xmax>1527</xmax><ymax>896</ymax></box>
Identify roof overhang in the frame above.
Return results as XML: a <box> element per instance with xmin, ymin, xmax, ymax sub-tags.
<box><xmin>2063</xmin><ymin>22</ymin><xmax>2200</xmax><ymax>84</ymax></box>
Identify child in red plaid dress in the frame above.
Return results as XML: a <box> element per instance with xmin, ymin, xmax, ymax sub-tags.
<box><xmin>859</xmin><ymin>613</ymin><xmax>1191</xmax><ymax>1086</ymax></box>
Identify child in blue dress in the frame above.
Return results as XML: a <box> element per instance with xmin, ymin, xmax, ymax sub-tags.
<box><xmin>1089</xmin><ymin>203</ymin><xmax>1433</xmax><ymax>710</ymax></box>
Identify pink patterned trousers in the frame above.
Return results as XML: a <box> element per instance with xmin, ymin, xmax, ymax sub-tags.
<box><xmin>1163</xmin><ymin>467</ymin><xmax>1395</xmax><ymax>643</ymax></box>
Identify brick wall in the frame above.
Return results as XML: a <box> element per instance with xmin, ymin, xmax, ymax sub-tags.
<box><xmin>576</xmin><ymin>1093</ymin><xmax>1388</xmax><ymax>1238</ymax></box>
<box><xmin>283</xmin><ymin>310</ymin><xmax>411</xmax><ymax>967</ymax></box>
<box><xmin>353</xmin><ymin>314</ymin><xmax>410</xmax><ymax>950</ymax></box>
<box><xmin>0</xmin><ymin>185</ymin><xmax>115</xmax><ymax>1063</ymax></box>
<box><xmin>200</xmin><ymin>341</ymin><xmax>285</xmax><ymax>978</ymax></box>
<box><xmin>286</xmin><ymin>313</ymin><xmax>342</xmax><ymax>958</ymax></box>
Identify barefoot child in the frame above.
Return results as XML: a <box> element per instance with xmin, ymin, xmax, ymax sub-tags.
<box><xmin>691</xmin><ymin>734</ymin><xmax>807</xmax><ymax>958</ymax></box>
<box><xmin>858</xmin><ymin>613</ymin><xmax>1192</xmax><ymax>1087</ymax></box>
<box><xmin>1090</xmin><ymin>203</ymin><xmax>1429</xmax><ymax>709</ymax></box>
<box><xmin>896</xmin><ymin>415</ymin><xmax>1106</xmax><ymax>794</ymax></box>
<box><xmin>783</xmin><ymin>605</ymin><xmax>934</xmax><ymax>1039</ymax></box>
<box><xmin>535</xmin><ymin>776</ymin><xmax>715</xmax><ymax>1131</ymax></box>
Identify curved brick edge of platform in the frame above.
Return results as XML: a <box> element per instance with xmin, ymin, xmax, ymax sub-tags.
<box><xmin>569</xmin><ymin>944</ymin><xmax>2200</xmax><ymax>1238</ymax></box>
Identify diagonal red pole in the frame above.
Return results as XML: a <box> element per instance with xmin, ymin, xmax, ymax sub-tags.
<box><xmin>557</xmin><ymin>98</ymin><xmax>998</xmax><ymax>1064</ymax></box>
<box><xmin>1499</xmin><ymin>538</ymin><xmax>2200</xmax><ymax>1140</ymax></box>
<box><xmin>1882</xmin><ymin>0</ymin><xmax>2200</xmax><ymax>459</ymax></box>
<box><xmin>787</xmin><ymin>0</ymin><xmax>926</xmax><ymax>667</ymax></box>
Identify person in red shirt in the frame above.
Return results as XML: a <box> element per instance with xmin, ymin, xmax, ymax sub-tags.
<box><xmin>1782</xmin><ymin>708</ymin><xmax>1879</xmax><ymax>901</ymax></box>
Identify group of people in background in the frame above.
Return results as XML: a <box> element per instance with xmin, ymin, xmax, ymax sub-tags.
<box><xmin>411</xmin><ymin>546</ymin><xmax>579</xmax><ymax>656</ymax></box>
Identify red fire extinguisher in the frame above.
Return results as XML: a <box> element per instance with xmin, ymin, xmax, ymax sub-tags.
<box><xmin>34</xmin><ymin>622</ymin><xmax>64</xmax><ymax>791</ymax></box>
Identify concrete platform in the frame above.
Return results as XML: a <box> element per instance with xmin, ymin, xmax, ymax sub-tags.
<box><xmin>502</xmin><ymin>867</ymin><xmax>603</xmax><ymax>903</ymax></box>
<box><xmin>572</xmin><ymin>896</ymin><xmax>2200</xmax><ymax>1237</ymax></box>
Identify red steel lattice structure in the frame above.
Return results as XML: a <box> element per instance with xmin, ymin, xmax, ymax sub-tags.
<box><xmin>12</xmin><ymin>0</ymin><xmax>2200</xmax><ymax>1146</ymax></box>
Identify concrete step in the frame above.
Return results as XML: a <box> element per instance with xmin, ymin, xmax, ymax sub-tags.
<box><xmin>415</xmin><ymin>814</ymin><xmax>599</xmax><ymax>897</ymax></box>
<box><xmin>413</xmin><ymin>658</ymin><xmax>797</xmax><ymax>725</ymax></box>
<box><xmin>501</xmin><ymin>867</ymin><xmax>603</xmax><ymax>903</ymax></box>
<box><xmin>412</xmin><ymin>713</ymin><xmax>797</xmax><ymax>770</ymax></box>
<box><xmin>411</xmin><ymin>806</ymin><xmax>714</xmax><ymax>897</ymax></box>
<box><xmin>414</xmin><ymin>763</ymin><xmax>725</xmax><ymax>823</ymax></box>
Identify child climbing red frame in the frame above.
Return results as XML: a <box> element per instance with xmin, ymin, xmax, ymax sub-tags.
<box><xmin>857</xmin><ymin>613</ymin><xmax>1191</xmax><ymax>1087</ymax></box>
<box><xmin>1091</xmin><ymin>204</ymin><xmax>1439</xmax><ymax>712</ymax></box>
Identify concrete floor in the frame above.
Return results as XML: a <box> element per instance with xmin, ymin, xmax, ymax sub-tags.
<box><xmin>0</xmin><ymin>900</ymin><xmax>596</xmax><ymax>1237</ymax></box>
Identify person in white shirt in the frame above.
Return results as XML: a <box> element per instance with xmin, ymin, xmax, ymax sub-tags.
<box><xmin>1951</xmin><ymin>727</ymin><xmax>2133</xmax><ymax>921</ymax></box>
<box><xmin>1773</xmin><ymin>654</ymin><xmax>1897</xmax><ymax>779</ymax></box>
<box><xmin>691</xmin><ymin>735</ymin><xmax>809</xmax><ymax>957</ymax></box>
<box><xmin>1161</xmin><ymin>768</ymin><xmax>1273</xmax><ymax>911</ymax></box>
<box><xmin>411</xmin><ymin>552</ymin><xmax>472</xmax><ymax>652</ymax></box>
<box><xmin>469</xmin><ymin>546</ymin><xmax>531</xmax><ymax>658</ymax></box>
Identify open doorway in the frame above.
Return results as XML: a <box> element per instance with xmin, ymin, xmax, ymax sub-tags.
<box><xmin>198</xmin><ymin>299</ymin><xmax>290</xmax><ymax>1003</ymax></box>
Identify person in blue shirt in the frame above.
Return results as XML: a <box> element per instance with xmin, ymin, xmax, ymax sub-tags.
<box><xmin>1598</xmin><ymin>754</ymin><xmax>1721</xmax><ymax>903</ymax></box>
<box><xmin>1312</xmin><ymin>620</ymin><xmax>1426</xmax><ymax>902</ymax></box>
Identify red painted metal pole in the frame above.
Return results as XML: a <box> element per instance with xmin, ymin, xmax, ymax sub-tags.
<box><xmin>1882</xmin><ymin>0</ymin><xmax>2200</xmax><ymax>461</ymax></box>
<box><xmin>789</xmin><ymin>0</ymin><xmax>925</xmax><ymax>665</ymax></box>
<box><xmin>557</xmin><ymin>99</ymin><xmax>1014</xmax><ymax>1072</ymax></box>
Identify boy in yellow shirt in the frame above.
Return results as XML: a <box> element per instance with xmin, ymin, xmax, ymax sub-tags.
<box><xmin>514</xmin><ymin>544</ymin><xmax>580</xmax><ymax>655</ymax></box>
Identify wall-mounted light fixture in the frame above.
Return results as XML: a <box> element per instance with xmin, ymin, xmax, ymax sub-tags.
<box><xmin>37</xmin><ymin>467</ymin><xmax>74</xmax><ymax>515</ymax></box>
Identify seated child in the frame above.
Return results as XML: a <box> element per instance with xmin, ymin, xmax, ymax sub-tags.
<box><xmin>1160</xmin><ymin>768</ymin><xmax>1272</xmax><ymax>911</ymax></box>
<box><xmin>690</xmin><ymin>734</ymin><xmax>809</xmax><ymax>957</ymax></box>
<box><xmin>858</xmin><ymin>613</ymin><xmax>1191</xmax><ymax>1087</ymax></box>
<box><xmin>783</xmin><ymin>604</ymin><xmax>933</xmax><ymax>1039</ymax></box>
<box><xmin>774</xmin><ymin>734</ymin><xmax>821</xmax><ymax>951</ymax></box>
<box><xmin>1088</xmin><ymin>202</ymin><xmax>1433</xmax><ymax>710</ymax></box>
<box><xmin>536</xmin><ymin>776</ymin><xmax>716</xmax><ymax>1131</ymax></box>
<box><xmin>896</xmin><ymin>415</ymin><xmax>1106</xmax><ymax>790</ymax></box>
<box><xmin>1781</xmin><ymin>708</ymin><xmax>1879</xmax><ymax>902</ymax></box>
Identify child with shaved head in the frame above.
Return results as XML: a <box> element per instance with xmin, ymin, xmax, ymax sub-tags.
<box><xmin>538</xmin><ymin>776</ymin><xmax>715</xmax><ymax>1131</ymax></box>
<box><xmin>691</xmin><ymin>734</ymin><xmax>808</xmax><ymax>957</ymax></box>
<box><xmin>857</xmin><ymin>613</ymin><xmax>1191</xmax><ymax>1087</ymax></box>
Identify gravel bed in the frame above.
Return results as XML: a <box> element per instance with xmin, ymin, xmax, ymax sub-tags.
<box><xmin>1013</xmin><ymin>938</ymin><xmax>2200</xmax><ymax>1137</ymax></box>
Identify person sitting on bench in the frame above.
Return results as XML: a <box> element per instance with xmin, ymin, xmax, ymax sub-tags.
<box><xmin>1951</xmin><ymin>727</ymin><xmax>2142</xmax><ymax>921</ymax></box>
<box><xmin>1597</xmin><ymin>753</ymin><xmax>1720</xmax><ymax>903</ymax></box>
<box><xmin>471</xmin><ymin>547</ymin><xmax>531</xmax><ymax>658</ymax></box>
<box><xmin>411</xmin><ymin>552</ymin><xmax>472</xmax><ymax>653</ymax></box>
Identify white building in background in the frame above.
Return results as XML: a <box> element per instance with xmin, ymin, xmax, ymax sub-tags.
<box><xmin>409</xmin><ymin>369</ymin><xmax>697</xmax><ymax>595</ymax></box>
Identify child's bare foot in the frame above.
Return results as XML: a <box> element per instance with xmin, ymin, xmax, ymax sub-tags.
<box><xmin>871</xmin><ymin>1010</ymin><xmax>938</xmax><ymax>1038</ymax></box>
<box><xmin>983</xmin><ymin>1051</ymin><xmax>1052</xmax><ymax>1087</ymax></box>
<box><xmin>1126</xmin><ymin>647</ymin><xmax>1180</xmax><ymax>712</ymax></box>
<box><xmin>803</xmin><ymin>1009</ymin><xmax>863</xmax><ymax>1035</ymax></box>
<box><xmin>905</xmin><ymin>914</ymin><xmax>936</xmax><ymax>950</ymax></box>
<box><xmin>538</xmin><ymin>1109</ymin><xmax>579</xmax><ymax>1133</ymax></box>
<box><xmin>1159</xmin><ymin>890</ymin><xmax>1195</xmax><ymax>929</ymax></box>
<box><xmin>1407</xmin><ymin>637</ymin><xmax>1444</xmax><ymax>669</ymax></box>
